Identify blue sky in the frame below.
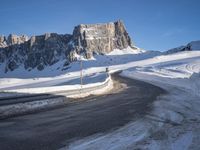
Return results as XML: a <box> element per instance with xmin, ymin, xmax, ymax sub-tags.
<box><xmin>0</xmin><ymin>0</ymin><xmax>200</xmax><ymax>51</ymax></box>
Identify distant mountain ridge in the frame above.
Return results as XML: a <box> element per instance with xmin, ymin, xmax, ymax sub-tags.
<box><xmin>165</xmin><ymin>40</ymin><xmax>200</xmax><ymax>54</ymax></box>
<box><xmin>0</xmin><ymin>20</ymin><xmax>139</xmax><ymax>72</ymax></box>
<box><xmin>0</xmin><ymin>34</ymin><xmax>29</xmax><ymax>48</ymax></box>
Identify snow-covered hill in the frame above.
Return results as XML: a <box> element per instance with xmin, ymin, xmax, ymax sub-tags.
<box><xmin>165</xmin><ymin>40</ymin><xmax>200</xmax><ymax>54</ymax></box>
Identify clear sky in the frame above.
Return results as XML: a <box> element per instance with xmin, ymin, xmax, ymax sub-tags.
<box><xmin>0</xmin><ymin>0</ymin><xmax>200</xmax><ymax>51</ymax></box>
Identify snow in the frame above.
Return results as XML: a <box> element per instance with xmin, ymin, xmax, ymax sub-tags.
<box><xmin>0</xmin><ymin>73</ymin><xmax>110</xmax><ymax>97</ymax></box>
<box><xmin>107</xmin><ymin>46</ymin><xmax>144</xmax><ymax>55</ymax></box>
<box><xmin>171</xmin><ymin>132</ymin><xmax>193</xmax><ymax>150</ymax></box>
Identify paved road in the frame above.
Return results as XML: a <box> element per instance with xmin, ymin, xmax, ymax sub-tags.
<box><xmin>0</xmin><ymin>73</ymin><xmax>165</xmax><ymax>150</ymax></box>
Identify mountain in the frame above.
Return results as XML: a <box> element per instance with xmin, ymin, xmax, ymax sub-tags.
<box><xmin>165</xmin><ymin>40</ymin><xmax>200</xmax><ymax>54</ymax></box>
<box><xmin>0</xmin><ymin>20</ymin><xmax>139</xmax><ymax>73</ymax></box>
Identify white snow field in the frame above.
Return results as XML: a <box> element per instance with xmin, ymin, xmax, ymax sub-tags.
<box><xmin>61</xmin><ymin>50</ymin><xmax>200</xmax><ymax>150</ymax></box>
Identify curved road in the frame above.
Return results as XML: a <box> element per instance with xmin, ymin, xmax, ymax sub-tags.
<box><xmin>0</xmin><ymin>73</ymin><xmax>165</xmax><ymax>150</ymax></box>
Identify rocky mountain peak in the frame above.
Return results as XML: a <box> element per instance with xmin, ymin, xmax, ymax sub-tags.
<box><xmin>72</xmin><ymin>20</ymin><xmax>135</xmax><ymax>58</ymax></box>
<box><xmin>0</xmin><ymin>35</ymin><xmax>6</xmax><ymax>43</ymax></box>
<box><xmin>0</xmin><ymin>20</ymin><xmax>139</xmax><ymax>72</ymax></box>
<box><xmin>0</xmin><ymin>35</ymin><xmax>7</xmax><ymax>48</ymax></box>
<box><xmin>7</xmin><ymin>34</ymin><xmax>29</xmax><ymax>45</ymax></box>
<box><xmin>0</xmin><ymin>34</ymin><xmax>29</xmax><ymax>48</ymax></box>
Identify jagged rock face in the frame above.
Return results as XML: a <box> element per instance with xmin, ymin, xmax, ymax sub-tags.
<box><xmin>7</xmin><ymin>34</ymin><xmax>29</xmax><ymax>45</ymax></box>
<box><xmin>0</xmin><ymin>20</ymin><xmax>137</xmax><ymax>72</ymax></box>
<box><xmin>0</xmin><ymin>34</ymin><xmax>28</xmax><ymax>48</ymax></box>
<box><xmin>0</xmin><ymin>33</ymin><xmax>73</xmax><ymax>72</ymax></box>
<box><xmin>25</xmin><ymin>33</ymin><xmax>72</xmax><ymax>70</ymax></box>
<box><xmin>0</xmin><ymin>36</ymin><xmax>7</xmax><ymax>48</ymax></box>
<box><xmin>72</xmin><ymin>20</ymin><xmax>134</xmax><ymax>58</ymax></box>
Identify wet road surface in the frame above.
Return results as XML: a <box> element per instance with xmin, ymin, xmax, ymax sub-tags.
<box><xmin>0</xmin><ymin>73</ymin><xmax>165</xmax><ymax>150</ymax></box>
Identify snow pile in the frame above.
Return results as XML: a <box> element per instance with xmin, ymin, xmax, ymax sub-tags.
<box><xmin>0</xmin><ymin>73</ymin><xmax>111</xmax><ymax>97</ymax></box>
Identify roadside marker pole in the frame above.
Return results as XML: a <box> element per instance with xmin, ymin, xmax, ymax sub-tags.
<box><xmin>80</xmin><ymin>56</ymin><xmax>83</xmax><ymax>94</ymax></box>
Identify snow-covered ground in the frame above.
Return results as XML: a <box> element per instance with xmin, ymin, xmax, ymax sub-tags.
<box><xmin>61</xmin><ymin>50</ymin><xmax>200</xmax><ymax>150</ymax></box>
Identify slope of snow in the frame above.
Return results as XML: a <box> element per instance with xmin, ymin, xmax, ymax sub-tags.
<box><xmin>1</xmin><ymin>49</ymin><xmax>200</xmax><ymax>96</ymax></box>
<box><xmin>0</xmin><ymin>47</ymin><xmax>154</xmax><ymax>92</ymax></box>
<box><xmin>107</xmin><ymin>46</ymin><xmax>145</xmax><ymax>55</ymax></box>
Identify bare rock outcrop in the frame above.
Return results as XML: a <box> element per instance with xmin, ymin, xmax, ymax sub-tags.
<box><xmin>7</xmin><ymin>34</ymin><xmax>29</xmax><ymax>45</ymax></box>
<box><xmin>0</xmin><ymin>34</ymin><xmax>28</xmax><ymax>48</ymax></box>
<box><xmin>71</xmin><ymin>20</ymin><xmax>136</xmax><ymax>58</ymax></box>
<box><xmin>0</xmin><ymin>35</ymin><xmax>7</xmax><ymax>48</ymax></box>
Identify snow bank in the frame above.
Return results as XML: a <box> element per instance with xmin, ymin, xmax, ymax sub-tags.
<box><xmin>0</xmin><ymin>96</ymin><xmax>67</xmax><ymax>119</ymax></box>
<box><xmin>0</xmin><ymin>73</ymin><xmax>111</xmax><ymax>97</ymax></box>
<box><xmin>0</xmin><ymin>75</ymin><xmax>113</xmax><ymax>118</ymax></box>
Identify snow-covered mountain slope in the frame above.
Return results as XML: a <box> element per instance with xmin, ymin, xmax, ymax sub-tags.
<box><xmin>1</xmin><ymin>47</ymin><xmax>200</xmax><ymax>94</ymax></box>
<box><xmin>0</xmin><ymin>47</ymin><xmax>146</xmax><ymax>90</ymax></box>
<box><xmin>165</xmin><ymin>40</ymin><xmax>200</xmax><ymax>54</ymax></box>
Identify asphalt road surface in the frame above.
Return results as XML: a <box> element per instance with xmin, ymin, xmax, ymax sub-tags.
<box><xmin>0</xmin><ymin>73</ymin><xmax>165</xmax><ymax>150</ymax></box>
